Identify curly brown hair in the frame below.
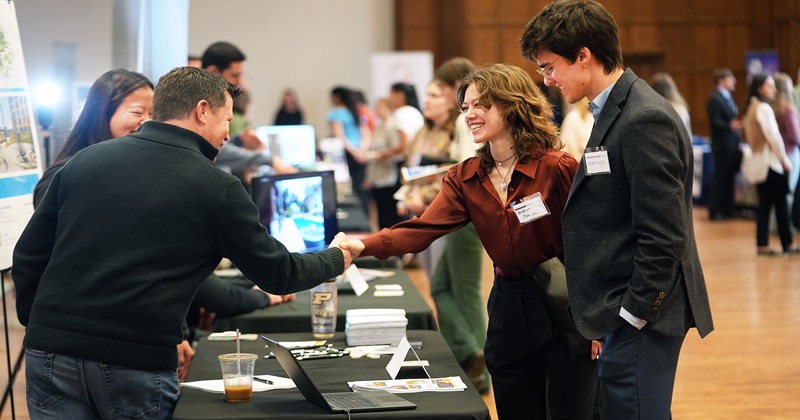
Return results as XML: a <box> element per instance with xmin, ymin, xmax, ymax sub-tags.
<box><xmin>456</xmin><ymin>63</ymin><xmax>562</xmax><ymax>171</ymax></box>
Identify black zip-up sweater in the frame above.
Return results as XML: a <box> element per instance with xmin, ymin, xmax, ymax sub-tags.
<box><xmin>12</xmin><ymin>121</ymin><xmax>344</xmax><ymax>371</ymax></box>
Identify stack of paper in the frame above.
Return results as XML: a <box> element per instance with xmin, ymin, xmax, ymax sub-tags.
<box><xmin>348</xmin><ymin>376</ymin><xmax>467</xmax><ymax>393</ymax></box>
<box><xmin>345</xmin><ymin>308</ymin><xmax>408</xmax><ymax>346</ymax></box>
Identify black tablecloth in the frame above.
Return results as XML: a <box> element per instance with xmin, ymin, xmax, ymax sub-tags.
<box><xmin>337</xmin><ymin>195</ymin><xmax>371</xmax><ymax>233</ymax></box>
<box><xmin>214</xmin><ymin>269</ymin><xmax>437</xmax><ymax>333</ymax></box>
<box><xmin>173</xmin><ymin>331</ymin><xmax>491</xmax><ymax>419</ymax></box>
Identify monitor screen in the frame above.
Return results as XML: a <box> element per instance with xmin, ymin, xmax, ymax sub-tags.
<box><xmin>251</xmin><ymin>171</ymin><xmax>338</xmax><ymax>253</ymax></box>
<box><xmin>255</xmin><ymin>125</ymin><xmax>317</xmax><ymax>170</ymax></box>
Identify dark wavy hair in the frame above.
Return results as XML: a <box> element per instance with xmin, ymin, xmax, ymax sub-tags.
<box><xmin>520</xmin><ymin>0</ymin><xmax>623</xmax><ymax>74</ymax></box>
<box><xmin>390</xmin><ymin>83</ymin><xmax>420</xmax><ymax>111</ymax></box>
<box><xmin>331</xmin><ymin>86</ymin><xmax>361</xmax><ymax>125</ymax></box>
<box><xmin>456</xmin><ymin>64</ymin><xmax>562</xmax><ymax>171</ymax></box>
<box><xmin>52</xmin><ymin>69</ymin><xmax>153</xmax><ymax>166</ymax></box>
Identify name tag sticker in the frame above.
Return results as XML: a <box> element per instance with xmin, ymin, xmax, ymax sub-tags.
<box><xmin>584</xmin><ymin>147</ymin><xmax>611</xmax><ymax>175</ymax></box>
<box><xmin>511</xmin><ymin>192</ymin><xmax>550</xmax><ymax>225</ymax></box>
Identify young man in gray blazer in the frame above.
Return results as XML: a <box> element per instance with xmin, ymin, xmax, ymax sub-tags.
<box><xmin>521</xmin><ymin>1</ymin><xmax>714</xmax><ymax>419</ymax></box>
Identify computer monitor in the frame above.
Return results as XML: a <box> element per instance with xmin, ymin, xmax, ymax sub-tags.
<box><xmin>251</xmin><ymin>170</ymin><xmax>338</xmax><ymax>253</ymax></box>
<box><xmin>255</xmin><ymin>124</ymin><xmax>317</xmax><ymax>170</ymax></box>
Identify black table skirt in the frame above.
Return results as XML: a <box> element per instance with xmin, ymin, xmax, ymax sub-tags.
<box><xmin>337</xmin><ymin>195</ymin><xmax>371</xmax><ymax>233</ymax></box>
<box><xmin>174</xmin><ymin>330</ymin><xmax>491</xmax><ymax>419</ymax></box>
<box><xmin>213</xmin><ymin>269</ymin><xmax>437</xmax><ymax>334</ymax></box>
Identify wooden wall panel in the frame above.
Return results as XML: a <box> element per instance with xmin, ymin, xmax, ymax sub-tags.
<box><xmin>724</xmin><ymin>25</ymin><xmax>751</xmax><ymax>72</ymax></box>
<box><xmin>660</xmin><ymin>25</ymin><xmax>693</xmax><ymax>72</ymax></box>
<box><xmin>627</xmin><ymin>24</ymin><xmax>659</xmax><ymax>52</ymax></box>
<box><xmin>395</xmin><ymin>0</ymin><xmax>800</xmax><ymax>136</ymax></box>
<box><xmin>401</xmin><ymin>28</ymin><xmax>438</xmax><ymax>54</ymax></box>
<box><xmin>501</xmin><ymin>27</ymin><xmax>537</xmax><ymax>75</ymax></box>
<box><xmin>599</xmin><ymin>0</ymin><xmax>625</xmax><ymax>21</ymax></box>
<box><xmin>692</xmin><ymin>1</ymin><xmax>721</xmax><ymax>20</ymax></box>
<box><xmin>464</xmin><ymin>0</ymin><xmax>498</xmax><ymax>25</ymax></box>
<box><xmin>466</xmin><ymin>28</ymin><xmax>500</xmax><ymax>68</ymax></box>
<box><xmin>500</xmin><ymin>0</ymin><xmax>542</xmax><ymax>25</ymax></box>
<box><xmin>693</xmin><ymin>25</ymin><xmax>722</xmax><ymax>71</ymax></box>
<box><xmin>399</xmin><ymin>0</ymin><xmax>436</xmax><ymax>25</ymax></box>
<box><xmin>616</xmin><ymin>24</ymin><xmax>631</xmax><ymax>52</ymax></box>
<box><xmin>726</xmin><ymin>0</ymin><xmax>755</xmax><ymax>21</ymax></box>
<box><xmin>656</xmin><ymin>0</ymin><xmax>691</xmax><ymax>22</ymax></box>
<box><xmin>627</xmin><ymin>0</ymin><xmax>657</xmax><ymax>21</ymax></box>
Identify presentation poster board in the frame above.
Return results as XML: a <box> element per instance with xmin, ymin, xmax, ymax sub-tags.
<box><xmin>745</xmin><ymin>50</ymin><xmax>780</xmax><ymax>85</ymax></box>
<box><xmin>0</xmin><ymin>1</ymin><xmax>43</xmax><ymax>270</ymax></box>
<box><xmin>370</xmin><ymin>51</ymin><xmax>433</xmax><ymax>110</ymax></box>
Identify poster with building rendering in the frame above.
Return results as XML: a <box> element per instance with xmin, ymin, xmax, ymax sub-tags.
<box><xmin>0</xmin><ymin>1</ymin><xmax>42</xmax><ymax>270</ymax></box>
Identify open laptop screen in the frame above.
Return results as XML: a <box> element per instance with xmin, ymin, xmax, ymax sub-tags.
<box><xmin>251</xmin><ymin>171</ymin><xmax>338</xmax><ymax>253</ymax></box>
<box><xmin>255</xmin><ymin>124</ymin><xmax>317</xmax><ymax>170</ymax></box>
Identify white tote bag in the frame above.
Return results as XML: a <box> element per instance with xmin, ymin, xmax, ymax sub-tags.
<box><xmin>740</xmin><ymin>143</ymin><xmax>770</xmax><ymax>184</ymax></box>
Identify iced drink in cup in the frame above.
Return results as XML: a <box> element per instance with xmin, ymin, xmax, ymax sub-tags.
<box><xmin>218</xmin><ymin>353</ymin><xmax>258</xmax><ymax>402</ymax></box>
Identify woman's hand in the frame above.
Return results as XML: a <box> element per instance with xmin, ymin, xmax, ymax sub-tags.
<box><xmin>591</xmin><ymin>340</ymin><xmax>603</xmax><ymax>360</ymax></box>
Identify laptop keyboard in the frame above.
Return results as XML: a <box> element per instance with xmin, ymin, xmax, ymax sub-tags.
<box><xmin>324</xmin><ymin>392</ymin><xmax>382</xmax><ymax>409</ymax></box>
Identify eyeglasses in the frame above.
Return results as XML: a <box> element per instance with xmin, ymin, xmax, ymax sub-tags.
<box><xmin>536</xmin><ymin>56</ymin><xmax>562</xmax><ymax>79</ymax></box>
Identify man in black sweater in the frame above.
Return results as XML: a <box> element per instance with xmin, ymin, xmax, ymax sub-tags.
<box><xmin>13</xmin><ymin>67</ymin><xmax>350</xmax><ymax>419</ymax></box>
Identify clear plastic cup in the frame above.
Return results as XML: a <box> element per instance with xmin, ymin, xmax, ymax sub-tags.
<box><xmin>218</xmin><ymin>353</ymin><xmax>258</xmax><ymax>402</ymax></box>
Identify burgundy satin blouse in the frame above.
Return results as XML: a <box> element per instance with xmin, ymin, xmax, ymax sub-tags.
<box><xmin>362</xmin><ymin>149</ymin><xmax>578</xmax><ymax>279</ymax></box>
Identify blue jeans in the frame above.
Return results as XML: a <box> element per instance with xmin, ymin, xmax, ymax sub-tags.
<box><xmin>25</xmin><ymin>348</ymin><xmax>179</xmax><ymax>420</ymax></box>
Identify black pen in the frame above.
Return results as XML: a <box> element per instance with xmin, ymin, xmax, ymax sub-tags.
<box><xmin>253</xmin><ymin>377</ymin><xmax>273</xmax><ymax>385</ymax></box>
<box><xmin>297</xmin><ymin>353</ymin><xmax>343</xmax><ymax>360</ymax></box>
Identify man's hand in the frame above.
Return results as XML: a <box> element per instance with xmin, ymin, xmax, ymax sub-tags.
<box><xmin>239</xmin><ymin>128</ymin><xmax>264</xmax><ymax>151</ymax></box>
<box><xmin>263</xmin><ymin>292</ymin><xmax>296</xmax><ymax>306</ymax></box>
<box><xmin>271</xmin><ymin>156</ymin><xmax>299</xmax><ymax>175</ymax></box>
<box><xmin>329</xmin><ymin>232</ymin><xmax>353</xmax><ymax>272</ymax></box>
<box><xmin>177</xmin><ymin>340</ymin><xmax>195</xmax><ymax>381</ymax></box>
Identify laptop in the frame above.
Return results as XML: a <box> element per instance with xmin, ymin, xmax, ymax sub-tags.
<box><xmin>261</xmin><ymin>336</ymin><xmax>417</xmax><ymax>413</ymax></box>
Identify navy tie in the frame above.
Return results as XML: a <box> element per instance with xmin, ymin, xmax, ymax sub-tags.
<box><xmin>726</xmin><ymin>96</ymin><xmax>737</xmax><ymax>115</ymax></box>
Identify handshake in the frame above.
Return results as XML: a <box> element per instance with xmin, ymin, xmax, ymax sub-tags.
<box><xmin>328</xmin><ymin>232</ymin><xmax>366</xmax><ymax>274</ymax></box>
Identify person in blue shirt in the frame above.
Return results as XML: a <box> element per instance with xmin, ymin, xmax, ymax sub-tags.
<box><xmin>328</xmin><ymin>86</ymin><xmax>372</xmax><ymax>214</ymax></box>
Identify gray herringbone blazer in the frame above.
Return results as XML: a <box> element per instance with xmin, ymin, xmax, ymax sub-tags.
<box><xmin>562</xmin><ymin>68</ymin><xmax>714</xmax><ymax>340</ymax></box>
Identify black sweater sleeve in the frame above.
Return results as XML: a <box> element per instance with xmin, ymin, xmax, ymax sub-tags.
<box><xmin>192</xmin><ymin>275</ymin><xmax>270</xmax><ymax>317</ymax></box>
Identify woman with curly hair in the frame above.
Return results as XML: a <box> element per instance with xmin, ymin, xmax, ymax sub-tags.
<box><xmin>341</xmin><ymin>63</ymin><xmax>599</xmax><ymax>419</ymax></box>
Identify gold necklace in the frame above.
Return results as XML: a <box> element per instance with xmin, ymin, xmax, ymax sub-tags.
<box><xmin>493</xmin><ymin>155</ymin><xmax>516</xmax><ymax>192</ymax></box>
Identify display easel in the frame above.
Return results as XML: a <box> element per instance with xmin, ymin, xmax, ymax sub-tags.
<box><xmin>1</xmin><ymin>268</ymin><xmax>21</xmax><ymax>419</ymax></box>
<box><xmin>0</xmin><ymin>1</ymin><xmax>47</xmax><ymax>418</ymax></box>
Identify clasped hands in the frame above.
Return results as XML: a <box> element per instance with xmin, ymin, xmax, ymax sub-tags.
<box><xmin>328</xmin><ymin>232</ymin><xmax>365</xmax><ymax>274</ymax></box>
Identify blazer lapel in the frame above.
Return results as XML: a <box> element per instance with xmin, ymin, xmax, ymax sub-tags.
<box><xmin>566</xmin><ymin>69</ymin><xmax>638</xmax><ymax>206</ymax></box>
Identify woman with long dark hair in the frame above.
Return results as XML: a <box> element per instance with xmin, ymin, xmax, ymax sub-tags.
<box><xmin>741</xmin><ymin>73</ymin><xmax>799</xmax><ymax>255</ymax></box>
<box><xmin>33</xmin><ymin>69</ymin><xmax>153</xmax><ymax>206</ymax></box>
<box><xmin>328</xmin><ymin>86</ymin><xmax>372</xmax><ymax>213</ymax></box>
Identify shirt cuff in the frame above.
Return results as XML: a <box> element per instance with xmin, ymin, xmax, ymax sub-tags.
<box><xmin>619</xmin><ymin>306</ymin><xmax>647</xmax><ymax>330</ymax></box>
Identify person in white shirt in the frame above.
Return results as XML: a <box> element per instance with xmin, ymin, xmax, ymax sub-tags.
<box><xmin>559</xmin><ymin>98</ymin><xmax>593</xmax><ymax>162</ymax></box>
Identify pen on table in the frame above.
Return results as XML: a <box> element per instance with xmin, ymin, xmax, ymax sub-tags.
<box><xmin>253</xmin><ymin>377</ymin><xmax>273</xmax><ymax>385</ymax></box>
<box><xmin>297</xmin><ymin>353</ymin><xmax>344</xmax><ymax>360</ymax></box>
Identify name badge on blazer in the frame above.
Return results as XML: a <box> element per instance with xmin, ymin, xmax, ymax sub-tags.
<box><xmin>584</xmin><ymin>146</ymin><xmax>611</xmax><ymax>175</ymax></box>
<box><xmin>511</xmin><ymin>192</ymin><xmax>550</xmax><ymax>225</ymax></box>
